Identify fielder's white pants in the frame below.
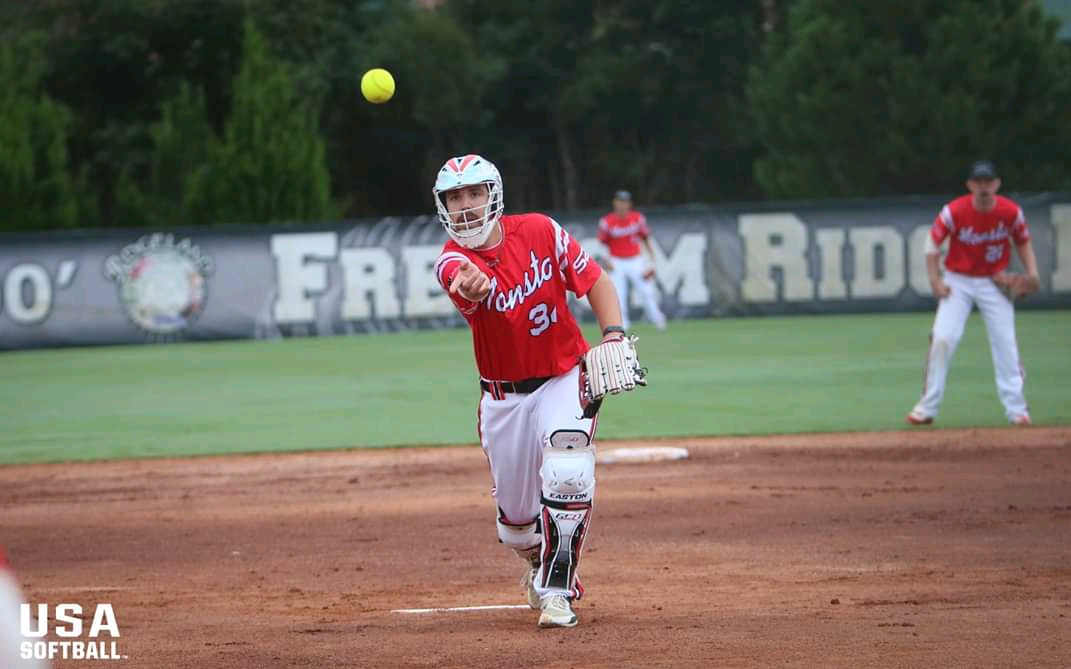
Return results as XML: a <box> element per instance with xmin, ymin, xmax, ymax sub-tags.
<box><xmin>610</xmin><ymin>255</ymin><xmax>666</xmax><ymax>330</ymax></box>
<box><xmin>478</xmin><ymin>366</ymin><xmax>595</xmax><ymax>599</ymax></box>
<box><xmin>914</xmin><ymin>271</ymin><xmax>1028</xmax><ymax>420</ymax></box>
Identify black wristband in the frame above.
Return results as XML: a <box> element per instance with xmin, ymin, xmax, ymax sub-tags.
<box><xmin>602</xmin><ymin>325</ymin><xmax>626</xmax><ymax>337</ymax></box>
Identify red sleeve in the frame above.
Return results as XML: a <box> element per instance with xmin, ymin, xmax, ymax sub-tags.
<box><xmin>1011</xmin><ymin>206</ymin><xmax>1031</xmax><ymax>244</ymax></box>
<box><xmin>637</xmin><ymin>213</ymin><xmax>650</xmax><ymax>239</ymax></box>
<box><xmin>434</xmin><ymin>251</ymin><xmax>479</xmax><ymax>316</ymax></box>
<box><xmin>597</xmin><ymin>216</ymin><xmax>611</xmax><ymax>244</ymax></box>
<box><xmin>931</xmin><ymin>204</ymin><xmax>953</xmax><ymax>245</ymax></box>
<box><xmin>549</xmin><ymin>217</ymin><xmax>602</xmax><ymax>297</ymax></box>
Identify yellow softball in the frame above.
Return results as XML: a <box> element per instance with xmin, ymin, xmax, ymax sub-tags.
<box><xmin>360</xmin><ymin>68</ymin><xmax>395</xmax><ymax>104</ymax></box>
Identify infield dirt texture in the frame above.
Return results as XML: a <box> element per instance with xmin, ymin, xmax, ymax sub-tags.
<box><xmin>2</xmin><ymin>313</ymin><xmax>1069</xmax><ymax>667</ymax></box>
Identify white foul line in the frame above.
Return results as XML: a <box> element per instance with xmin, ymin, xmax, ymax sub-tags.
<box><xmin>34</xmin><ymin>586</ymin><xmax>135</xmax><ymax>593</ymax></box>
<box><xmin>393</xmin><ymin>604</ymin><xmax>530</xmax><ymax>614</ymax></box>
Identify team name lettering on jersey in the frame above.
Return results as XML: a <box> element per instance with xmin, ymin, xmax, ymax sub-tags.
<box><xmin>484</xmin><ymin>250</ymin><xmax>556</xmax><ymax>313</ymax></box>
<box><xmin>605</xmin><ymin>223</ymin><xmax>643</xmax><ymax>238</ymax></box>
<box><xmin>957</xmin><ymin>224</ymin><xmax>1009</xmax><ymax>245</ymax></box>
<box><xmin>437</xmin><ymin>213</ymin><xmax>601</xmax><ymax>381</ymax></box>
<box><xmin>573</xmin><ymin>247</ymin><xmax>591</xmax><ymax>275</ymax></box>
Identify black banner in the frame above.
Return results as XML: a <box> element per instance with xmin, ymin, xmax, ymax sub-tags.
<box><xmin>1</xmin><ymin>193</ymin><xmax>1069</xmax><ymax>349</ymax></box>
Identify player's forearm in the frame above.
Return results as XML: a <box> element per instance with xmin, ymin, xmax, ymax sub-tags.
<box><xmin>1017</xmin><ymin>241</ymin><xmax>1039</xmax><ymax>279</ymax></box>
<box><xmin>587</xmin><ymin>272</ymin><xmax>624</xmax><ymax>332</ymax></box>
<box><xmin>643</xmin><ymin>238</ymin><xmax>656</xmax><ymax>262</ymax></box>
<box><xmin>926</xmin><ymin>253</ymin><xmax>942</xmax><ymax>283</ymax></box>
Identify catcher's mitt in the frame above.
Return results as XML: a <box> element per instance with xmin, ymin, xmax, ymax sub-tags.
<box><xmin>993</xmin><ymin>273</ymin><xmax>1038</xmax><ymax>301</ymax></box>
<box><xmin>578</xmin><ymin>335</ymin><xmax>648</xmax><ymax>419</ymax></box>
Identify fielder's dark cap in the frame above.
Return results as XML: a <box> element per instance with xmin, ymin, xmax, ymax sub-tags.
<box><xmin>613</xmin><ymin>190</ymin><xmax>632</xmax><ymax>201</ymax></box>
<box><xmin>968</xmin><ymin>160</ymin><xmax>999</xmax><ymax>180</ymax></box>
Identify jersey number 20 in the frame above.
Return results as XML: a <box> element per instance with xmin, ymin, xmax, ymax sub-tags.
<box><xmin>528</xmin><ymin>303</ymin><xmax>558</xmax><ymax>336</ymax></box>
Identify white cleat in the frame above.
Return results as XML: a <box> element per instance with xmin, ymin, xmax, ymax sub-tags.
<box><xmin>906</xmin><ymin>408</ymin><xmax>934</xmax><ymax>425</ymax></box>
<box><xmin>538</xmin><ymin>595</ymin><xmax>578</xmax><ymax>628</ymax></box>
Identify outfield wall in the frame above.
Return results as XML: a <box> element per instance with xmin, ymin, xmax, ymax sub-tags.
<box><xmin>2</xmin><ymin>193</ymin><xmax>1070</xmax><ymax>349</ymax></box>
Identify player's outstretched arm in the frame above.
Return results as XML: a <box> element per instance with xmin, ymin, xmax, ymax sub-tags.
<box><xmin>586</xmin><ymin>272</ymin><xmax>624</xmax><ymax>336</ymax></box>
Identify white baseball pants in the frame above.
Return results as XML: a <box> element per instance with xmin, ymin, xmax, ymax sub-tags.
<box><xmin>477</xmin><ymin>365</ymin><xmax>596</xmax><ymax>600</ymax></box>
<box><xmin>610</xmin><ymin>255</ymin><xmax>666</xmax><ymax>331</ymax></box>
<box><xmin>913</xmin><ymin>271</ymin><xmax>1029</xmax><ymax>421</ymax></box>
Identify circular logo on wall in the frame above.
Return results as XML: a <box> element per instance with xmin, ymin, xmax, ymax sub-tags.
<box><xmin>104</xmin><ymin>234</ymin><xmax>215</xmax><ymax>335</ymax></box>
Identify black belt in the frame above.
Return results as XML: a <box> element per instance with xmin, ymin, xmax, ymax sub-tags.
<box><xmin>480</xmin><ymin>376</ymin><xmax>552</xmax><ymax>395</ymax></box>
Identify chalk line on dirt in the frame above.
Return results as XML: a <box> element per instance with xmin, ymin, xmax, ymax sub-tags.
<box><xmin>34</xmin><ymin>586</ymin><xmax>135</xmax><ymax>593</ymax></box>
<box><xmin>392</xmin><ymin>604</ymin><xmax>530</xmax><ymax>614</ymax></box>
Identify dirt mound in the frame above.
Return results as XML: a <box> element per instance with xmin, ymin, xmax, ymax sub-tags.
<box><xmin>3</xmin><ymin>427</ymin><xmax>1069</xmax><ymax>668</ymax></box>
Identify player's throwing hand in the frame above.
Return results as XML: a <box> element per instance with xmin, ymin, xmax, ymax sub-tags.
<box><xmin>449</xmin><ymin>260</ymin><xmax>491</xmax><ymax>301</ymax></box>
<box><xmin>930</xmin><ymin>277</ymin><xmax>951</xmax><ymax>299</ymax></box>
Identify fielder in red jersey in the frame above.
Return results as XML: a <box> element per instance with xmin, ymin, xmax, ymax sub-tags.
<box><xmin>907</xmin><ymin>161</ymin><xmax>1040</xmax><ymax>427</ymax></box>
<box><xmin>596</xmin><ymin>190</ymin><xmax>666</xmax><ymax>330</ymax></box>
<box><xmin>598</xmin><ymin>205</ymin><xmax>649</xmax><ymax>259</ymax></box>
<box><xmin>431</xmin><ymin>153</ymin><xmax>627</xmax><ymax>629</ymax></box>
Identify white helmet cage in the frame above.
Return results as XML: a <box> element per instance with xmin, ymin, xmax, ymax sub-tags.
<box><xmin>433</xmin><ymin>154</ymin><xmax>504</xmax><ymax>248</ymax></box>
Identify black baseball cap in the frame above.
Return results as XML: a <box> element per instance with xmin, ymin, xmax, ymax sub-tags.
<box><xmin>613</xmin><ymin>190</ymin><xmax>632</xmax><ymax>201</ymax></box>
<box><xmin>968</xmin><ymin>160</ymin><xmax>999</xmax><ymax>180</ymax></box>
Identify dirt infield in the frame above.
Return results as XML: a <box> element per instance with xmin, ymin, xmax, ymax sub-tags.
<box><xmin>3</xmin><ymin>427</ymin><xmax>1070</xmax><ymax>669</ymax></box>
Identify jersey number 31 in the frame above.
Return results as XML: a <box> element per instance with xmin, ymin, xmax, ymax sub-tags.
<box><xmin>528</xmin><ymin>302</ymin><xmax>558</xmax><ymax>336</ymax></box>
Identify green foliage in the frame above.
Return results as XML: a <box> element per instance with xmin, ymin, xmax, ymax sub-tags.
<box><xmin>184</xmin><ymin>17</ymin><xmax>340</xmax><ymax>225</ymax></box>
<box><xmin>362</xmin><ymin>2</ymin><xmax>501</xmax><ymax>130</ymax></box>
<box><xmin>113</xmin><ymin>81</ymin><xmax>213</xmax><ymax>227</ymax></box>
<box><xmin>0</xmin><ymin>34</ymin><xmax>81</xmax><ymax>231</ymax></box>
<box><xmin>447</xmin><ymin>0</ymin><xmax>761</xmax><ymax>208</ymax></box>
<box><xmin>24</xmin><ymin>0</ymin><xmax>248</xmax><ymax>225</ymax></box>
<box><xmin>748</xmin><ymin>0</ymin><xmax>1071</xmax><ymax>198</ymax></box>
<box><xmin>4</xmin><ymin>0</ymin><xmax>1070</xmax><ymax>230</ymax></box>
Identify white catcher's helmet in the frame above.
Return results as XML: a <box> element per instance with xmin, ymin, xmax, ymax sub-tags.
<box><xmin>433</xmin><ymin>154</ymin><xmax>504</xmax><ymax>248</ymax></box>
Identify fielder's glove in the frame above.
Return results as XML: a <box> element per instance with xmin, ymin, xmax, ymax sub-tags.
<box><xmin>578</xmin><ymin>334</ymin><xmax>648</xmax><ymax>419</ymax></box>
<box><xmin>993</xmin><ymin>273</ymin><xmax>1039</xmax><ymax>301</ymax></box>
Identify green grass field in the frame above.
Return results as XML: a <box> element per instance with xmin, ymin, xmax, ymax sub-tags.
<box><xmin>2</xmin><ymin>310</ymin><xmax>1069</xmax><ymax>465</ymax></box>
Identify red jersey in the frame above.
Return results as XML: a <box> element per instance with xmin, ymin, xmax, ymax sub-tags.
<box><xmin>435</xmin><ymin>213</ymin><xmax>602</xmax><ymax>382</ymax></box>
<box><xmin>930</xmin><ymin>195</ymin><xmax>1030</xmax><ymax>276</ymax></box>
<box><xmin>598</xmin><ymin>211</ymin><xmax>649</xmax><ymax>259</ymax></box>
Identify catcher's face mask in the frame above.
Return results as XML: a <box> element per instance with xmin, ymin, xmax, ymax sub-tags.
<box><xmin>434</xmin><ymin>154</ymin><xmax>504</xmax><ymax>249</ymax></box>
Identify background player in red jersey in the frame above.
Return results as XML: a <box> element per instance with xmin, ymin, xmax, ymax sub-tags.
<box><xmin>906</xmin><ymin>161</ymin><xmax>1040</xmax><ymax>426</ymax></box>
<box><xmin>432</xmin><ymin>154</ymin><xmax>638</xmax><ymax>629</ymax></box>
<box><xmin>597</xmin><ymin>190</ymin><xmax>667</xmax><ymax>331</ymax></box>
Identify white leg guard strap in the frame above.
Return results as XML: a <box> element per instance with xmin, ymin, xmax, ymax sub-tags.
<box><xmin>496</xmin><ymin>512</ymin><xmax>540</xmax><ymax>553</ymax></box>
<box><xmin>538</xmin><ymin>430</ymin><xmax>595</xmax><ymax>599</ymax></box>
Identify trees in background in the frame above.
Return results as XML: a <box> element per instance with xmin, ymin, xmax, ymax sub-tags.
<box><xmin>748</xmin><ymin>0</ymin><xmax>1071</xmax><ymax>198</ymax></box>
<box><xmin>2</xmin><ymin>0</ymin><xmax>1070</xmax><ymax>230</ymax></box>
<box><xmin>106</xmin><ymin>14</ymin><xmax>339</xmax><ymax>227</ymax></box>
<box><xmin>183</xmin><ymin>18</ymin><xmax>338</xmax><ymax>225</ymax></box>
<box><xmin>0</xmin><ymin>33</ymin><xmax>86</xmax><ymax>231</ymax></box>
